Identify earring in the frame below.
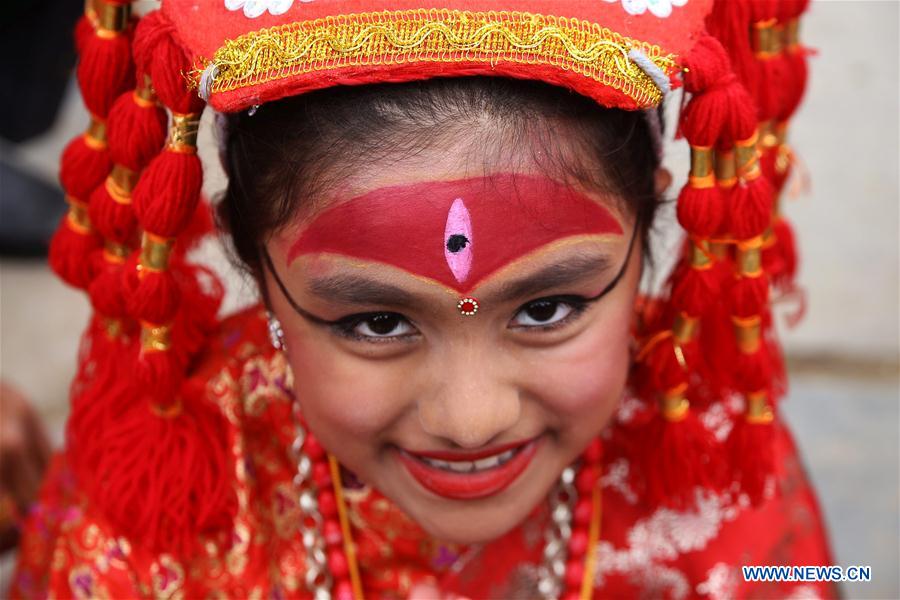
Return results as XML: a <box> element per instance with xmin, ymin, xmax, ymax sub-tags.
<box><xmin>267</xmin><ymin>311</ymin><xmax>285</xmax><ymax>350</ymax></box>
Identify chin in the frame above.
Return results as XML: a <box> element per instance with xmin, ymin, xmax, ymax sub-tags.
<box><xmin>397</xmin><ymin>486</ymin><xmax>547</xmax><ymax>546</ymax></box>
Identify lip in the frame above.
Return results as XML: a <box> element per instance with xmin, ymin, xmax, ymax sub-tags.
<box><xmin>404</xmin><ymin>438</ymin><xmax>535</xmax><ymax>461</ymax></box>
<box><xmin>396</xmin><ymin>437</ymin><xmax>541</xmax><ymax>500</ymax></box>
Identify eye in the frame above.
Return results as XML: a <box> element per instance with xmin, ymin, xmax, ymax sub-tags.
<box><xmin>345</xmin><ymin>313</ymin><xmax>417</xmax><ymax>340</ymax></box>
<box><xmin>510</xmin><ymin>298</ymin><xmax>579</xmax><ymax>328</ymax></box>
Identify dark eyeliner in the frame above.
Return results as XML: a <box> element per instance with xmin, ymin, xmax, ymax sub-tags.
<box><xmin>511</xmin><ymin>294</ymin><xmax>600</xmax><ymax>332</ymax></box>
<box><xmin>327</xmin><ymin>312</ymin><xmax>418</xmax><ymax>343</ymax></box>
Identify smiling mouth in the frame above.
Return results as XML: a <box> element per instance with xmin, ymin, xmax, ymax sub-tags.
<box><xmin>396</xmin><ymin>437</ymin><xmax>541</xmax><ymax>500</ymax></box>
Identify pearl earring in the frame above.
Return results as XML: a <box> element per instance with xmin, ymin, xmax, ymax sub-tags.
<box><xmin>267</xmin><ymin>311</ymin><xmax>285</xmax><ymax>350</ymax></box>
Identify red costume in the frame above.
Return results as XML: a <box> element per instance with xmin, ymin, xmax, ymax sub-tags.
<box><xmin>12</xmin><ymin>308</ymin><xmax>834</xmax><ymax>599</ymax></box>
<box><xmin>10</xmin><ymin>0</ymin><xmax>834</xmax><ymax>597</ymax></box>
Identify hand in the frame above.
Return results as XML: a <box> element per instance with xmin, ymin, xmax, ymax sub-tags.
<box><xmin>0</xmin><ymin>381</ymin><xmax>52</xmax><ymax>553</ymax></box>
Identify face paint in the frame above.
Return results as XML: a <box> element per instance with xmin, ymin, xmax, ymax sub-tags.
<box><xmin>444</xmin><ymin>198</ymin><xmax>473</xmax><ymax>284</ymax></box>
<box><xmin>288</xmin><ymin>173</ymin><xmax>624</xmax><ymax>294</ymax></box>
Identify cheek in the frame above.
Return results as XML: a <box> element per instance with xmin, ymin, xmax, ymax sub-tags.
<box><xmin>524</xmin><ymin>299</ymin><xmax>634</xmax><ymax>424</ymax></box>
<box><xmin>283</xmin><ymin>331</ymin><xmax>411</xmax><ymax>441</ymax></box>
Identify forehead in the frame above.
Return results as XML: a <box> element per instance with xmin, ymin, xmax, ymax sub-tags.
<box><xmin>288</xmin><ymin>173</ymin><xmax>624</xmax><ymax>294</ymax></box>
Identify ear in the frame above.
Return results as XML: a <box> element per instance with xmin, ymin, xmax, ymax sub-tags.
<box><xmin>654</xmin><ymin>167</ymin><xmax>673</xmax><ymax>197</ymax></box>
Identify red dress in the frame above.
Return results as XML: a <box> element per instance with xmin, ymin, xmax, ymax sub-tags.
<box><xmin>9</xmin><ymin>307</ymin><xmax>837</xmax><ymax>599</ymax></box>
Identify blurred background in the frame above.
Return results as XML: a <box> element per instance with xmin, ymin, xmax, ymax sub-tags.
<box><xmin>1</xmin><ymin>1</ymin><xmax>898</xmax><ymax>597</ymax></box>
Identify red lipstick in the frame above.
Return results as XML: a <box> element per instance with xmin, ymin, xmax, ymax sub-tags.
<box><xmin>396</xmin><ymin>438</ymin><xmax>540</xmax><ymax>500</ymax></box>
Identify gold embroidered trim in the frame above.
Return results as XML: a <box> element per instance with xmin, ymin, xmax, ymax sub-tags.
<box><xmin>198</xmin><ymin>9</ymin><xmax>677</xmax><ymax>107</ymax></box>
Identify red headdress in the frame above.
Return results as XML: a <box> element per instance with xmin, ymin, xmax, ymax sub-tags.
<box><xmin>50</xmin><ymin>0</ymin><xmax>812</xmax><ymax>572</ymax></box>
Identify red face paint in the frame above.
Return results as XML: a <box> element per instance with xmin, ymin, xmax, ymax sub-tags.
<box><xmin>288</xmin><ymin>173</ymin><xmax>623</xmax><ymax>293</ymax></box>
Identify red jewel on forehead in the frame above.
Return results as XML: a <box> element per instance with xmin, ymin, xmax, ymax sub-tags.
<box><xmin>288</xmin><ymin>173</ymin><xmax>624</xmax><ymax>294</ymax></box>
<box><xmin>457</xmin><ymin>297</ymin><xmax>479</xmax><ymax>316</ymax></box>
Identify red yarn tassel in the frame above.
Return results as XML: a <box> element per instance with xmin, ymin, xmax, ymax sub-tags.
<box><xmin>642</xmin><ymin>334</ymin><xmax>690</xmax><ymax>393</ymax></box>
<box><xmin>677</xmin><ymin>185</ymin><xmax>724</xmax><ymax>238</ymax></box>
<box><xmin>77</xmin><ymin>29</ymin><xmax>134</xmax><ymax>118</ymax></box>
<box><xmin>72</xmin><ymin>366</ymin><xmax>236</xmax><ymax>556</ymax></box>
<box><xmin>729</xmin><ymin>178</ymin><xmax>774</xmax><ymax>239</ymax></box>
<box><xmin>48</xmin><ymin>211</ymin><xmax>101</xmax><ymax>289</ymax></box>
<box><xmin>734</xmin><ymin>346</ymin><xmax>772</xmax><ymax>395</ymax></box>
<box><xmin>706</xmin><ymin>0</ymin><xmax>755</xmax><ymax>88</ymax></box>
<box><xmin>729</xmin><ymin>413</ymin><xmax>776</xmax><ymax>504</ymax></box>
<box><xmin>764</xmin><ymin>217</ymin><xmax>799</xmax><ymax>289</ymax></box>
<box><xmin>136</xmin><ymin>348</ymin><xmax>184</xmax><ymax>400</ymax></box>
<box><xmin>133</xmin><ymin>151</ymin><xmax>203</xmax><ymax>237</ymax></box>
<box><xmin>780</xmin><ymin>44</ymin><xmax>809</xmax><ymax>120</ymax></box>
<box><xmin>89</xmin><ymin>176</ymin><xmax>138</xmax><ymax>245</ymax></box>
<box><xmin>132</xmin><ymin>12</ymin><xmax>173</xmax><ymax>76</ymax></box>
<box><xmin>637</xmin><ymin>406</ymin><xmax>726</xmax><ymax>508</ymax></box>
<box><xmin>67</xmin><ymin>318</ymin><xmax>133</xmax><ymax>473</ymax></box>
<box><xmin>748</xmin><ymin>0</ymin><xmax>788</xmax><ymax>123</ymax></box>
<box><xmin>74</xmin><ymin>14</ymin><xmax>95</xmax><ymax>55</ymax></box>
<box><xmin>672</xmin><ymin>266</ymin><xmax>720</xmax><ymax>317</ymax></box>
<box><xmin>60</xmin><ymin>132</ymin><xmax>112</xmax><ymax>201</ymax></box>
<box><xmin>70</xmin><ymin>261</ymin><xmax>230</xmax><ymax>557</ymax></box>
<box><xmin>55</xmin><ymin>124</ymin><xmax>108</xmax><ymax>292</ymax></box>
<box><xmin>123</xmin><ymin>260</ymin><xmax>181</xmax><ymax>326</ymax></box>
<box><xmin>88</xmin><ymin>257</ymin><xmax>129</xmax><ymax>319</ymax></box>
<box><xmin>759</xmin><ymin>146</ymin><xmax>791</xmax><ymax>197</ymax></box>
<box><xmin>177</xmin><ymin>198</ymin><xmax>216</xmax><ymax>254</ymax></box>
<box><xmin>730</xmin><ymin>275</ymin><xmax>769</xmax><ymax>318</ymax></box>
<box><xmin>681</xmin><ymin>35</ymin><xmax>758</xmax><ymax>149</ymax></box>
<box><xmin>107</xmin><ymin>90</ymin><xmax>167</xmax><ymax>172</ymax></box>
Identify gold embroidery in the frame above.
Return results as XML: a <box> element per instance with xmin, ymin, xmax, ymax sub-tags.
<box><xmin>225</xmin><ymin>520</ymin><xmax>251</xmax><ymax>576</ymax></box>
<box><xmin>150</xmin><ymin>554</ymin><xmax>186</xmax><ymax>600</ymax></box>
<box><xmin>199</xmin><ymin>9</ymin><xmax>677</xmax><ymax>107</ymax></box>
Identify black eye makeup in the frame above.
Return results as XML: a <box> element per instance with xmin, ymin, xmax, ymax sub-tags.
<box><xmin>261</xmin><ymin>215</ymin><xmax>638</xmax><ymax>345</ymax></box>
<box><xmin>508</xmin><ymin>295</ymin><xmax>599</xmax><ymax>332</ymax></box>
<box><xmin>312</xmin><ymin>291</ymin><xmax>604</xmax><ymax>344</ymax></box>
<box><xmin>329</xmin><ymin>312</ymin><xmax>420</xmax><ymax>343</ymax></box>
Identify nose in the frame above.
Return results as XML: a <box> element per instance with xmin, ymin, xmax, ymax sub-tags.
<box><xmin>417</xmin><ymin>346</ymin><xmax>521</xmax><ymax>449</ymax></box>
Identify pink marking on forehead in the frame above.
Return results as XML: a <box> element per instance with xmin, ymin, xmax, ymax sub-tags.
<box><xmin>288</xmin><ymin>173</ymin><xmax>623</xmax><ymax>293</ymax></box>
<box><xmin>444</xmin><ymin>198</ymin><xmax>473</xmax><ymax>284</ymax></box>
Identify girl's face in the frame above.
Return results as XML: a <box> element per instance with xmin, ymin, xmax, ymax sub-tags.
<box><xmin>264</xmin><ymin>145</ymin><xmax>644</xmax><ymax>545</ymax></box>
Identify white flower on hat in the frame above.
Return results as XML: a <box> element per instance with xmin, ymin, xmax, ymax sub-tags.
<box><xmin>225</xmin><ymin>0</ymin><xmax>309</xmax><ymax>19</ymax></box>
<box><xmin>603</xmin><ymin>0</ymin><xmax>689</xmax><ymax>19</ymax></box>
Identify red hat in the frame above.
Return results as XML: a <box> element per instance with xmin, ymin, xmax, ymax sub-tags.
<box><xmin>50</xmin><ymin>0</ymin><xmax>812</xmax><ymax>563</ymax></box>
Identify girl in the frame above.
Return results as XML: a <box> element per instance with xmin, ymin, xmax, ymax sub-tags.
<box><xmin>11</xmin><ymin>0</ymin><xmax>834</xmax><ymax>597</ymax></box>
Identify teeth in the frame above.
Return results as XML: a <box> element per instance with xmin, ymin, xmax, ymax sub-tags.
<box><xmin>448</xmin><ymin>461</ymin><xmax>475</xmax><ymax>473</ymax></box>
<box><xmin>474</xmin><ymin>456</ymin><xmax>500</xmax><ymax>470</ymax></box>
<box><xmin>419</xmin><ymin>446</ymin><xmax>521</xmax><ymax>473</ymax></box>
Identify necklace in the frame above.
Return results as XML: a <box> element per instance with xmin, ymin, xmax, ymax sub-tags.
<box><xmin>291</xmin><ymin>402</ymin><xmax>603</xmax><ymax>599</ymax></box>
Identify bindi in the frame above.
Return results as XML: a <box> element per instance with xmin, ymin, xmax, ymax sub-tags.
<box><xmin>288</xmin><ymin>173</ymin><xmax>624</xmax><ymax>295</ymax></box>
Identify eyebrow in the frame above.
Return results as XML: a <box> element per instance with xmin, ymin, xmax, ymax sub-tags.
<box><xmin>307</xmin><ymin>273</ymin><xmax>418</xmax><ymax>308</ymax></box>
<box><xmin>494</xmin><ymin>253</ymin><xmax>614</xmax><ymax>303</ymax></box>
<box><xmin>305</xmin><ymin>253</ymin><xmax>613</xmax><ymax>308</ymax></box>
